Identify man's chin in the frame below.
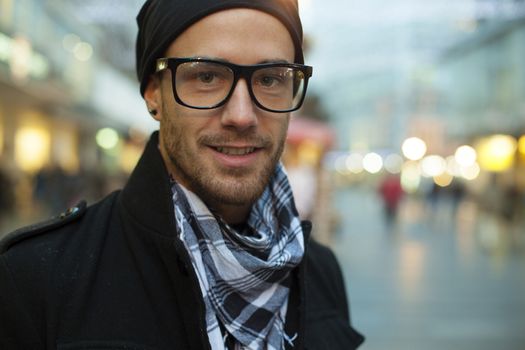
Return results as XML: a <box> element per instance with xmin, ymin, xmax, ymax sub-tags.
<box><xmin>198</xmin><ymin>178</ymin><xmax>266</xmax><ymax>207</ymax></box>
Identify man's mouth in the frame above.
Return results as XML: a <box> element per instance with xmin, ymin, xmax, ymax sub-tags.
<box><xmin>214</xmin><ymin>147</ymin><xmax>256</xmax><ymax>156</ymax></box>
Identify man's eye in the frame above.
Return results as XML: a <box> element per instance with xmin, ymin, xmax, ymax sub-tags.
<box><xmin>197</xmin><ymin>72</ymin><xmax>216</xmax><ymax>83</ymax></box>
<box><xmin>259</xmin><ymin>76</ymin><xmax>281</xmax><ymax>87</ymax></box>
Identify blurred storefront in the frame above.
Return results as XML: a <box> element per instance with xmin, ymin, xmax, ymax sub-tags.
<box><xmin>0</xmin><ymin>0</ymin><xmax>154</xmax><ymax>232</ymax></box>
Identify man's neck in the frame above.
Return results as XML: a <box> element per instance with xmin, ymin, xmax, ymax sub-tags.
<box><xmin>209</xmin><ymin>201</ymin><xmax>250</xmax><ymax>226</ymax></box>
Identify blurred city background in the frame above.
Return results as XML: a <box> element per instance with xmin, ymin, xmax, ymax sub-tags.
<box><xmin>0</xmin><ymin>0</ymin><xmax>524</xmax><ymax>349</ymax></box>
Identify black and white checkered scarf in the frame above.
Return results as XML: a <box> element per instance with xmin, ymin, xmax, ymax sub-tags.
<box><xmin>171</xmin><ymin>163</ymin><xmax>305</xmax><ymax>350</ymax></box>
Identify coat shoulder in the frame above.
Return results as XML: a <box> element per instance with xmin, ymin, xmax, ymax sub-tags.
<box><xmin>0</xmin><ymin>201</ymin><xmax>87</xmax><ymax>254</ymax></box>
<box><xmin>305</xmin><ymin>238</ymin><xmax>342</xmax><ymax>279</ymax></box>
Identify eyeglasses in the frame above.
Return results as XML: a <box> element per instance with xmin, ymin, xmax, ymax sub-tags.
<box><xmin>155</xmin><ymin>57</ymin><xmax>313</xmax><ymax>113</ymax></box>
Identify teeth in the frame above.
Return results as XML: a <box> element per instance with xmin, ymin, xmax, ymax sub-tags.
<box><xmin>216</xmin><ymin>147</ymin><xmax>255</xmax><ymax>155</ymax></box>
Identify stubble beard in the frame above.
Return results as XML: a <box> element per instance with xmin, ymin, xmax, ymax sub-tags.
<box><xmin>160</xmin><ymin>114</ymin><xmax>286</xmax><ymax>211</ymax></box>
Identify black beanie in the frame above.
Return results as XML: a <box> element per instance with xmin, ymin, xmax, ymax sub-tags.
<box><xmin>136</xmin><ymin>0</ymin><xmax>304</xmax><ymax>96</ymax></box>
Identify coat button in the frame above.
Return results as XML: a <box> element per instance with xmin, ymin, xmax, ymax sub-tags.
<box><xmin>59</xmin><ymin>206</ymin><xmax>79</xmax><ymax>219</ymax></box>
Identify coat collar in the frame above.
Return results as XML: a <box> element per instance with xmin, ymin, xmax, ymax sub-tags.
<box><xmin>120</xmin><ymin>131</ymin><xmax>178</xmax><ymax>237</ymax></box>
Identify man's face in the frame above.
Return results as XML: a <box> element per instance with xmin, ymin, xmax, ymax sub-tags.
<box><xmin>145</xmin><ymin>8</ymin><xmax>295</xmax><ymax>223</ymax></box>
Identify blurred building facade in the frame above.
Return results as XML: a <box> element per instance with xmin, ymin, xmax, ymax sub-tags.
<box><xmin>436</xmin><ymin>15</ymin><xmax>525</xmax><ymax>224</ymax></box>
<box><xmin>0</xmin><ymin>0</ymin><xmax>153</xmax><ymax>232</ymax></box>
<box><xmin>0</xmin><ymin>0</ymin><xmax>524</xmax><ymax>235</ymax></box>
<box><xmin>300</xmin><ymin>0</ymin><xmax>525</xmax><ymax>241</ymax></box>
<box><xmin>439</xmin><ymin>16</ymin><xmax>525</xmax><ymax>136</ymax></box>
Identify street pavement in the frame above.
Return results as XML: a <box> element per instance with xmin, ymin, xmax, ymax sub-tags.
<box><xmin>330</xmin><ymin>186</ymin><xmax>525</xmax><ymax>350</ymax></box>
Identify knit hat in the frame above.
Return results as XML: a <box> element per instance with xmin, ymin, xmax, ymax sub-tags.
<box><xmin>136</xmin><ymin>0</ymin><xmax>304</xmax><ymax>96</ymax></box>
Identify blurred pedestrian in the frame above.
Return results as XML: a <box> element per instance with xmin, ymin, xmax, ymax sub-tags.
<box><xmin>378</xmin><ymin>174</ymin><xmax>404</xmax><ymax>226</ymax></box>
<box><xmin>0</xmin><ymin>1</ymin><xmax>364</xmax><ymax>349</ymax></box>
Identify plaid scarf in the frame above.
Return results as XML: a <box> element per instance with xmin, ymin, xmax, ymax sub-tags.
<box><xmin>171</xmin><ymin>163</ymin><xmax>305</xmax><ymax>350</ymax></box>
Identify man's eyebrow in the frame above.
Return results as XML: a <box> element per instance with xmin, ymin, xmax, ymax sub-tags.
<box><xmin>187</xmin><ymin>56</ymin><xmax>292</xmax><ymax>65</ymax></box>
<box><xmin>258</xmin><ymin>59</ymin><xmax>291</xmax><ymax>64</ymax></box>
<box><xmin>192</xmin><ymin>56</ymin><xmax>224</xmax><ymax>61</ymax></box>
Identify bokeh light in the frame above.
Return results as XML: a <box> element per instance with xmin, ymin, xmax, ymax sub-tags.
<box><xmin>455</xmin><ymin>145</ymin><xmax>477</xmax><ymax>166</ymax></box>
<box><xmin>96</xmin><ymin>127</ymin><xmax>120</xmax><ymax>150</ymax></box>
<box><xmin>446</xmin><ymin>155</ymin><xmax>461</xmax><ymax>176</ymax></box>
<box><xmin>400</xmin><ymin>160</ymin><xmax>421</xmax><ymax>193</ymax></box>
<box><xmin>62</xmin><ymin>34</ymin><xmax>80</xmax><ymax>52</ymax></box>
<box><xmin>10</xmin><ymin>36</ymin><xmax>31</xmax><ymax>81</ymax></box>
<box><xmin>362</xmin><ymin>152</ymin><xmax>383</xmax><ymax>174</ymax></box>
<box><xmin>421</xmin><ymin>155</ymin><xmax>446</xmax><ymax>177</ymax></box>
<box><xmin>384</xmin><ymin>153</ymin><xmax>404</xmax><ymax>174</ymax></box>
<box><xmin>460</xmin><ymin>162</ymin><xmax>481</xmax><ymax>180</ymax></box>
<box><xmin>74</xmin><ymin>42</ymin><xmax>93</xmax><ymax>61</ymax></box>
<box><xmin>334</xmin><ymin>154</ymin><xmax>350</xmax><ymax>174</ymax></box>
<box><xmin>434</xmin><ymin>172</ymin><xmax>454</xmax><ymax>187</ymax></box>
<box><xmin>346</xmin><ymin>153</ymin><xmax>364</xmax><ymax>174</ymax></box>
<box><xmin>15</xmin><ymin>126</ymin><xmax>50</xmax><ymax>172</ymax></box>
<box><xmin>402</xmin><ymin>137</ymin><xmax>427</xmax><ymax>161</ymax></box>
<box><xmin>476</xmin><ymin>135</ymin><xmax>517</xmax><ymax>172</ymax></box>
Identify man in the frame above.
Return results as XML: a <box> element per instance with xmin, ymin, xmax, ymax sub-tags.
<box><xmin>0</xmin><ymin>0</ymin><xmax>364</xmax><ymax>349</ymax></box>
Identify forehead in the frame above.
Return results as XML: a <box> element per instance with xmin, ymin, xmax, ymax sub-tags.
<box><xmin>164</xmin><ymin>8</ymin><xmax>295</xmax><ymax>64</ymax></box>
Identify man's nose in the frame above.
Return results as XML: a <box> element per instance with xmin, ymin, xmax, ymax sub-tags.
<box><xmin>220</xmin><ymin>79</ymin><xmax>258</xmax><ymax>131</ymax></box>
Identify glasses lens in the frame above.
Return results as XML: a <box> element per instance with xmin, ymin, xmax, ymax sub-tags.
<box><xmin>252</xmin><ymin>67</ymin><xmax>306</xmax><ymax>112</ymax></box>
<box><xmin>175</xmin><ymin>61</ymin><xmax>233</xmax><ymax>108</ymax></box>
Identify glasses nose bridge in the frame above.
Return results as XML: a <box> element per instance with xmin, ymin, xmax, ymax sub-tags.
<box><xmin>231</xmin><ymin>65</ymin><xmax>255</xmax><ymax>89</ymax></box>
<box><xmin>228</xmin><ymin>64</ymin><xmax>257</xmax><ymax>99</ymax></box>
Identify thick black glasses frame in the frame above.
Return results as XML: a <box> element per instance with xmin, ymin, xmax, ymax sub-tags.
<box><xmin>156</xmin><ymin>57</ymin><xmax>313</xmax><ymax>113</ymax></box>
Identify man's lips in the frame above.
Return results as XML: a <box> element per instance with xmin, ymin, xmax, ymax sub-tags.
<box><xmin>206</xmin><ymin>144</ymin><xmax>263</xmax><ymax>168</ymax></box>
<box><xmin>213</xmin><ymin>146</ymin><xmax>257</xmax><ymax>156</ymax></box>
<box><xmin>199</xmin><ymin>135</ymin><xmax>271</xmax><ymax>165</ymax></box>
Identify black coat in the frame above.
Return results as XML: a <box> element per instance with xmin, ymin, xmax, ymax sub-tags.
<box><xmin>0</xmin><ymin>132</ymin><xmax>364</xmax><ymax>350</ymax></box>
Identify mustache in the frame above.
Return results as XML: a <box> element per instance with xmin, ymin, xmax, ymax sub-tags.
<box><xmin>198</xmin><ymin>133</ymin><xmax>272</xmax><ymax>148</ymax></box>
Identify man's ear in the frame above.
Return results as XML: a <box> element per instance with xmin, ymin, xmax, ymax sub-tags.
<box><xmin>144</xmin><ymin>75</ymin><xmax>162</xmax><ymax>121</ymax></box>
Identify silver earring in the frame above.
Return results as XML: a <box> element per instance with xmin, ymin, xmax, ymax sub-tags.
<box><xmin>148</xmin><ymin>109</ymin><xmax>157</xmax><ymax>116</ymax></box>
